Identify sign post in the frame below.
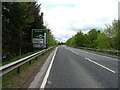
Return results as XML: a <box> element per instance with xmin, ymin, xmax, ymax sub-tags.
<box><xmin>32</xmin><ymin>29</ymin><xmax>48</xmax><ymax>48</ymax></box>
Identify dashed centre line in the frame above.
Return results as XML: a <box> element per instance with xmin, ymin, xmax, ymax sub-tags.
<box><xmin>65</xmin><ymin>47</ymin><xmax>116</xmax><ymax>74</ymax></box>
<box><xmin>65</xmin><ymin>49</ymin><xmax>116</xmax><ymax>73</ymax></box>
<box><xmin>85</xmin><ymin>57</ymin><xmax>116</xmax><ymax>73</ymax></box>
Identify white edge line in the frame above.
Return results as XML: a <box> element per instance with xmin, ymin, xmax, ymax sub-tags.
<box><xmin>84</xmin><ymin>57</ymin><xmax>116</xmax><ymax>73</ymax></box>
<box><xmin>40</xmin><ymin>47</ymin><xmax>58</xmax><ymax>89</ymax></box>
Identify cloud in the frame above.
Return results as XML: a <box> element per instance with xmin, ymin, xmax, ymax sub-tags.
<box><xmin>37</xmin><ymin>0</ymin><xmax>118</xmax><ymax>42</ymax></box>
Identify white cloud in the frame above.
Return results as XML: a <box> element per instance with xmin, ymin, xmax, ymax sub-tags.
<box><xmin>37</xmin><ymin>0</ymin><xmax>118</xmax><ymax>42</ymax></box>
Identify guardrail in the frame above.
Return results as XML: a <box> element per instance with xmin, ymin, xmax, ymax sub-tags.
<box><xmin>0</xmin><ymin>46</ymin><xmax>55</xmax><ymax>77</ymax></box>
<box><xmin>77</xmin><ymin>46</ymin><xmax>120</xmax><ymax>55</ymax></box>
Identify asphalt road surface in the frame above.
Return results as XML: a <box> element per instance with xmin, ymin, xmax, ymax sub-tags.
<box><xmin>42</xmin><ymin>45</ymin><xmax>118</xmax><ymax>88</ymax></box>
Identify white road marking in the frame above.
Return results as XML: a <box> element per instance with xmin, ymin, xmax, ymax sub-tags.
<box><xmin>85</xmin><ymin>57</ymin><xmax>116</xmax><ymax>73</ymax></box>
<box><xmin>40</xmin><ymin>47</ymin><xmax>58</xmax><ymax>89</ymax></box>
<box><xmin>74</xmin><ymin>52</ymin><xmax>79</xmax><ymax>55</ymax></box>
<box><xmin>66</xmin><ymin>48</ymin><xmax>79</xmax><ymax>56</ymax></box>
<box><xmin>73</xmin><ymin>52</ymin><xmax>79</xmax><ymax>55</ymax></box>
<box><xmin>68</xmin><ymin>49</ymin><xmax>79</xmax><ymax>55</ymax></box>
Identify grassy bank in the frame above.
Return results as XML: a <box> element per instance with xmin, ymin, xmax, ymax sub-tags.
<box><xmin>2</xmin><ymin>48</ymin><xmax>53</xmax><ymax>88</ymax></box>
<box><xmin>1</xmin><ymin>49</ymin><xmax>44</xmax><ymax>66</ymax></box>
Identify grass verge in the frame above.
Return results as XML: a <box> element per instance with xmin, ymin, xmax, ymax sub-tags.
<box><xmin>2</xmin><ymin>48</ymin><xmax>53</xmax><ymax>88</ymax></box>
<box><xmin>1</xmin><ymin>49</ymin><xmax>44</xmax><ymax>66</ymax></box>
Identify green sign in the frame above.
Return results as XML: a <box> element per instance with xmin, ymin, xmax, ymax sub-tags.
<box><xmin>32</xmin><ymin>29</ymin><xmax>48</xmax><ymax>48</ymax></box>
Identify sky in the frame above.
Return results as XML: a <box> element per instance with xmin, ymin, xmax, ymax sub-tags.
<box><xmin>37</xmin><ymin>0</ymin><xmax>119</xmax><ymax>42</ymax></box>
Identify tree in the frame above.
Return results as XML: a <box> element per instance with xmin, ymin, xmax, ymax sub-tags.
<box><xmin>2</xmin><ymin>2</ymin><xmax>45</xmax><ymax>62</ymax></box>
<box><xmin>97</xmin><ymin>32</ymin><xmax>110</xmax><ymax>49</ymax></box>
<box><xmin>2</xmin><ymin>2</ymin><xmax>33</xmax><ymax>60</ymax></box>
<box><xmin>104</xmin><ymin>20</ymin><xmax>119</xmax><ymax>50</ymax></box>
<box><xmin>74</xmin><ymin>31</ymin><xmax>85</xmax><ymax>47</ymax></box>
<box><xmin>47</xmin><ymin>30</ymin><xmax>57</xmax><ymax>47</ymax></box>
<box><xmin>87</xmin><ymin>29</ymin><xmax>100</xmax><ymax>48</ymax></box>
<box><xmin>66</xmin><ymin>20</ymin><xmax>119</xmax><ymax>51</ymax></box>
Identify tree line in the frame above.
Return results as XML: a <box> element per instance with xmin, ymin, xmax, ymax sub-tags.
<box><xmin>66</xmin><ymin>20</ymin><xmax>120</xmax><ymax>51</ymax></box>
<box><xmin>2</xmin><ymin>2</ymin><xmax>57</xmax><ymax>62</ymax></box>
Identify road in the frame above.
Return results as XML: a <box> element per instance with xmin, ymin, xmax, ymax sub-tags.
<box><xmin>41</xmin><ymin>45</ymin><xmax>118</xmax><ymax>88</ymax></box>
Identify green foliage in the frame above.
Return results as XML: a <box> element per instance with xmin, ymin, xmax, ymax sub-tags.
<box><xmin>74</xmin><ymin>31</ymin><xmax>85</xmax><ymax>47</ymax></box>
<box><xmin>47</xmin><ymin>30</ymin><xmax>57</xmax><ymax>47</ymax></box>
<box><xmin>104</xmin><ymin>20</ymin><xmax>120</xmax><ymax>50</ymax></box>
<box><xmin>2</xmin><ymin>2</ymin><xmax>57</xmax><ymax>63</ymax></box>
<box><xmin>2</xmin><ymin>2</ymin><xmax>34</xmax><ymax>61</ymax></box>
<box><xmin>97</xmin><ymin>32</ymin><xmax>109</xmax><ymax>49</ymax></box>
<box><xmin>66</xmin><ymin>36</ymin><xmax>76</xmax><ymax>47</ymax></box>
<box><xmin>1</xmin><ymin>49</ymin><xmax>43</xmax><ymax>66</ymax></box>
<box><xmin>58</xmin><ymin>42</ymin><xmax>65</xmax><ymax>45</ymax></box>
<box><xmin>66</xmin><ymin>19</ymin><xmax>119</xmax><ymax>51</ymax></box>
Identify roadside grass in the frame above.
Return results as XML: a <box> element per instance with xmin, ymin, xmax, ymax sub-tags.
<box><xmin>2</xmin><ymin>50</ymin><xmax>49</xmax><ymax>88</ymax></box>
<box><xmin>79</xmin><ymin>48</ymin><xmax>120</xmax><ymax>57</ymax></box>
<box><xmin>1</xmin><ymin>49</ymin><xmax>44</xmax><ymax>66</ymax></box>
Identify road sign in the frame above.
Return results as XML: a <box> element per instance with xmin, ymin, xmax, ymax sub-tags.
<box><xmin>32</xmin><ymin>38</ymin><xmax>43</xmax><ymax>43</ymax></box>
<box><xmin>32</xmin><ymin>29</ymin><xmax>48</xmax><ymax>48</ymax></box>
<box><xmin>33</xmin><ymin>44</ymin><xmax>46</xmax><ymax>48</ymax></box>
